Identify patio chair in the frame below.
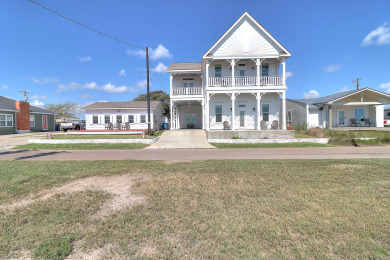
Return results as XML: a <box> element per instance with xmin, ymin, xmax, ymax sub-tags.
<box><xmin>124</xmin><ymin>122</ymin><xmax>130</xmax><ymax>130</ymax></box>
<box><xmin>223</xmin><ymin>121</ymin><xmax>230</xmax><ymax>130</ymax></box>
<box><xmin>260</xmin><ymin>120</ymin><xmax>267</xmax><ymax>130</ymax></box>
<box><xmin>115</xmin><ymin>122</ymin><xmax>121</xmax><ymax>130</ymax></box>
<box><xmin>105</xmin><ymin>124</ymin><xmax>110</xmax><ymax>130</ymax></box>
<box><xmin>270</xmin><ymin>120</ymin><xmax>279</xmax><ymax>130</ymax></box>
<box><xmin>107</xmin><ymin>122</ymin><xmax>113</xmax><ymax>130</ymax></box>
<box><xmin>364</xmin><ymin>118</ymin><xmax>375</xmax><ymax>127</ymax></box>
<box><xmin>350</xmin><ymin>118</ymin><xmax>358</xmax><ymax>127</ymax></box>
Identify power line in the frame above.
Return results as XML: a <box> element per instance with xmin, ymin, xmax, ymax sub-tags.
<box><xmin>149</xmin><ymin>57</ymin><xmax>167</xmax><ymax>93</ymax></box>
<box><xmin>27</xmin><ymin>0</ymin><xmax>144</xmax><ymax>50</ymax></box>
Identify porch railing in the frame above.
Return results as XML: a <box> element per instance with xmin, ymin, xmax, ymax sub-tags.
<box><xmin>208</xmin><ymin>76</ymin><xmax>284</xmax><ymax>87</ymax></box>
<box><xmin>172</xmin><ymin>86</ymin><xmax>203</xmax><ymax>95</ymax></box>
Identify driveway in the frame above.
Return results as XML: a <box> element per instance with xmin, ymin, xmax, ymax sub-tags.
<box><xmin>0</xmin><ymin>132</ymin><xmax>62</xmax><ymax>149</ymax></box>
<box><xmin>1</xmin><ymin>146</ymin><xmax>390</xmax><ymax>161</ymax></box>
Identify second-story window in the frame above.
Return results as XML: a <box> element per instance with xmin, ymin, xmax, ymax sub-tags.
<box><xmin>262</xmin><ymin>64</ymin><xmax>269</xmax><ymax>76</ymax></box>
<box><xmin>215</xmin><ymin>65</ymin><xmax>222</xmax><ymax>77</ymax></box>
<box><xmin>239</xmin><ymin>70</ymin><xmax>245</xmax><ymax>76</ymax></box>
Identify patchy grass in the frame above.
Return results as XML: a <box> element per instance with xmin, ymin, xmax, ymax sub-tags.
<box><xmin>13</xmin><ymin>143</ymin><xmax>149</xmax><ymax>150</ymax></box>
<box><xmin>211</xmin><ymin>142</ymin><xmax>330</xmax><ymax>148</ymax></box>
<box><xmin>295</xmin><ymin>127</ymin><xmax>390</xmax><ymax>146</ymax></box>
<box><xmin>52</xmin><ymin>134</ymin><xmax>155</xmax><ymax>139</ymax></box>
<box><xmin>0</xmin><ymin>160</ymin><xmax>389</xmax><ymax>259</ymax></box>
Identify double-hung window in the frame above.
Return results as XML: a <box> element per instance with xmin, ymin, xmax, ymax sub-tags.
<box><xmin>0</xmin><ymin>114</ymin><xmax>13</xmax><ymax>127</ymax></box>
<box><xmin>92</xmin><ymin>116</ymin><xmax>98</xmax><ymax>124</ymax></box>
<box><xmin>128</xmin><ymin>115</ymin><xmax>135</xmax><ymax>124</ymax></box>
<box><xmin>140</xmin><ymin>115</ymin><xmax>146</xmax><ymax>124</ymax></box>
<box><xmin>116</xmin><ymin>115</ymin><xmax>122</xmax><ymax>123</ymax></box>
<box><xmin>104</xmin><ymin>115</ymin><xmax>110</xmax><ymax>124</ymax></box>
<box><xmin>30</xmin><ymin>115</ymin><xmax>35</xmax><ymax>127</ymax></box>
<box><xmin>262</xmin><ymin>64</ymin><xmax>269</xmax><ymax>76</ymax></box>
<box><xmin>215</xmin><ymin>65</ymin><xmax>222</xmax><ymax>77</ymax></box>
<box><xmin>215</xmin><ymin>105</ymin><xmax>222</xmax><ymax>123</ymax></box>
<box><xmin>262</xmin><ymin>104</ymin><xmax>270</xmax><ymax>122</ymax></box>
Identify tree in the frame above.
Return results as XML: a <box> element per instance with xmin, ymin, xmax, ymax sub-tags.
<box><xmin>44</xmin><ymin>101</ymin><xmax>80</xmax><ymax>120</ymax></box>
<box><xmin>133</xmin><ymin>90</ymin><xmax>170</xmax><ymax>117</ymax></box>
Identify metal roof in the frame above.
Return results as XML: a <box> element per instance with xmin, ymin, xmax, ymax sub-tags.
<box><xmin>166</xmin><ymin>62</ymin><xmax>202</xmax><ymax>73</ymax></box>
<box><xmin>81</xmin><ymin>101</ymin><xmax>161</xmax><ymax>110</ymax></box>
<box><xmin>289</xmin><ymin>89</ymin><xmax>362</xmax><ymax>107</ymax></box>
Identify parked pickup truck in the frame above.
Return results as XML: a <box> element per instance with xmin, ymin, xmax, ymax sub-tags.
<box><xmin>60</xmin><ymin>120</ymin><xmax>85</xmax><ymax>131</ymax></box>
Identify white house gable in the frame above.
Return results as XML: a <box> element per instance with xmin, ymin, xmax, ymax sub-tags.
<box><xmin>204</xmin><ymin>13</ymin><xmax>290</xmax><ymax>59</ymax></box>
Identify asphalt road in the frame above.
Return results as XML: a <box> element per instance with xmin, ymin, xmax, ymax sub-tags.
<box><xmin>1</xmin><ymin>146</ymin><xmax>390</xmax><ymax>161</ymax></box>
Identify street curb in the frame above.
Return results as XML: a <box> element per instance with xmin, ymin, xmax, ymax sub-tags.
<box><xmin>28</xmin><ymin>137</ymin><xmax>160</xmax><ymax>144</ymax></box>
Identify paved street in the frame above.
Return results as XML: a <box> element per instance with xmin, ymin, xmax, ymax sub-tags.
<box><xmin>1</xmin><ymin>146</ymin><xmax>390</xmax><ymax>161</ymax></box>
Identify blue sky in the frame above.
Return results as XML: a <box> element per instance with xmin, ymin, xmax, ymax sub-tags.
<box><xmin>1</xmin><ymin>0</ymin><xmax>390</xmax><ymax>117</ymax></box>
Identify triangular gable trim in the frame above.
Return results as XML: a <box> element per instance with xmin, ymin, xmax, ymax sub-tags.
<box><xmin>202</xmin><ymin>12</ymin><xmax>291</xmax><ymax>59</ymax></box>
<box><xmin>328</xmin><ymin>88</ymin><xmax>390</xmax><ymax>104</ymax></box>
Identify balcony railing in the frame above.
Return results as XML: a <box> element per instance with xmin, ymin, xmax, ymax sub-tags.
<box><xmin>208</xmin><ymin>76</ymin><xmax>284</xmax><ymax>87</ymax></box>
<box><xmin>172</xmin><ymin>86</ymin><xmax>203</xmax><ymax>95</ymax></box>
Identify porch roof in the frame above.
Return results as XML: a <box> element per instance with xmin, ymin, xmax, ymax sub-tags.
<box><xmin>167</xmin><ymin>62</ymin><xmax>202</xmax><ymax>73</ymax></box>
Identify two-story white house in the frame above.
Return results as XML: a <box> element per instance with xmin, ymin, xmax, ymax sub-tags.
<box><xmin>167</xmin><ymin>12</ymin><xmax>290</xmax><ymax>131</ymax></box>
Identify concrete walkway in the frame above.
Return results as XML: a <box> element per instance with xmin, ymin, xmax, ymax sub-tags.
<box><xmin>147</xmin><ymin>129</ymin><xmax>215</xmax><ymax>149</ymax></box>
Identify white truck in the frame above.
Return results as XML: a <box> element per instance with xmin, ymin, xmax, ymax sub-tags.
<box><xmin>384</xmin><ymin>109</ymin><xmax>390</xmax><ymax>127</ymax></box>
<box><xmin>59</xmin><ymin>120</ymin><xmax>85</xmax><ymax>131</ymax></box>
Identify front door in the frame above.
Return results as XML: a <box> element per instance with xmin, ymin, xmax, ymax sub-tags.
<box><xmin>186</xmin><ymin>113</ymin><xmax>196</xmax><ymax>128</ymax></box>
<box><xmin>42</xmin><ymin>115</ymin><xmax>48</xmax><ymax>130</ymax></box>
<box><xmin>338</xmin><ymin>110</ymin><xmax>345</xmax><ymax>126</ymax></box>
<box><xmin>239</xmin><ymin>111</ymin><xmax>245</xmax><ymax>128</ymax></box>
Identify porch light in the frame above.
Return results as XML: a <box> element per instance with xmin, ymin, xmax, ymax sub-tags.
<box><xmin>253</xmin><ymin>107</ymin><xmax>256</xmax><ymax>112</ymax></box>
<box><xmin>252</xmin><ymin>67</ymin><xmax>255</xmax><ymax>71</ymax></box>
<box><xmin>187</xmin><ymin>101</ymin><xmax>191</xmax><ymax>106</ymax></box>
<box><xmin>230</xmin><ymin>108</ymin><xmax>232</xmax><ymax>112</ymax></box>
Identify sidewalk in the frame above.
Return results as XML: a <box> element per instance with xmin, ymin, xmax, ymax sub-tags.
<box><xmin>147</xmin><ymin>130</ymin><xmax>215</xmax><ymax>149</ymax></box>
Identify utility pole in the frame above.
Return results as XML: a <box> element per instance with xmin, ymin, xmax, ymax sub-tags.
<box><xmin>146</xmin><ymin>47</ymin><xmax>151</xmax><ymax>135</ymax></box>
<box><xmin>352</xmin><ymin>78</ymin><xmax>361</xmax><ymax>90</ymax></box>
<box><xmin>18</xmin><ymin>90</ymin><xmax>30</xmax><ymax>102</ymax></box>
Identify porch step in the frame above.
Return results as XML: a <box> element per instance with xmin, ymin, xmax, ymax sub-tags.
<box><xmin>147</xmin><ymin>130</ymin><xmax>216</xmax><ymax>149</ymax></box>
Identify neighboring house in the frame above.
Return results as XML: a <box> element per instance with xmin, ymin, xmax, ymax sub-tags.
<box><xmin>286</xmin><ymin>88</ymin><xmax>390</xmax><ymax>128</ymax></box>
<box><xmin>82</xmin><ymin>101</ymin><xmax>164</xmax><ymax>130</ymax></box>
<box><xmin>56</xmin><ymin>115</ymin><xmax>81</xmax><ymax>123</ymax></box>
<box><xmin>167</xmin><ymin>12</ymin><xmax>290</xmax><ymax>130</ymax></box>
<box><xmin>0</xmin><ymin>96</ymin><xmax>55</xmax><ymax>134</ymax></box>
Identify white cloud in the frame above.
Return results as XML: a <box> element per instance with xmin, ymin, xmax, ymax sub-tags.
<box><xmin>303</xmin><ymin>90</ymin><xmax>320</xmax><ymax>99</ymax></box>
<box><xmin>31</xmin><ymin>77</ymin><xmax>58</xmax><ymax>84</ymax></box>
<box><xmin>1</xmin><ymin>85</ymin><xmax>8</xmax><ymax>89</ymax></box>
<box><xmin>128</xmin><ymin>80</ymin><xmax>152</xmax><ymax>93</ymax></box>
<box><xmin>31</xmin><ymin>100</ymin><xmax>44</xmax><ymax>107</ymax></box>
<box><xmin>119</xmin><ymin>69</ymin><xmax>126</xmax><ymax>76</ymax></box>
<box><xmin>324</xmin><ymin>64</ymin><xmax>341</xmax><ymax>73</ymax></box>
<box><xmin>361</xmin><ymin>23</ymin><xmax>390</xmax><ymax>47</ymax></box>
<box><xmin>154</xmin><ymin>62</ymin><xmax>167</xmax><ymax>73</ymax></box>
<box><xmin>285</xmin><ymin>71</ymin><xmax>293</xmax><ymax>80</ymax></box>
<box><xmin>76</xmin><ymin>56</ymin><xmax>92</xmax><ymax>62</ymax></box>
<box><xmin>57</xmin><ymin>81</ymin><xmax>129</xmax><ymax>94</ymax></box>
<box><xmin>30</xmin><ymin>95</ymin><xmax>47</xmax><ymax>100</ymax></box>
<box><xmin>127</xmin><ymin>44</ymin><xmax>172</xmax><ymax>60</ymax></box>
<box><xmin>81</xmin><ymin>93</ymin><xmax>93</xmax><ymax>98</ymax></box>
<box><xmin>379</xmin><ymin>82</ymin><xmax>390</xmax><ymax>93</ymax></box>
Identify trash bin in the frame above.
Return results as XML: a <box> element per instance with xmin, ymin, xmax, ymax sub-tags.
<box><xmin>162</xmin><ymin>123</ymin><xmax>168</xmax><ymax>130</ymax></box>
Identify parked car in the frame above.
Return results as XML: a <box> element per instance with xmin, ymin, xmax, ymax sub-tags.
<box><xmin>60</xmin><ymin>120</ymin><xmax>85</xmax><ymax>131</ymax></box>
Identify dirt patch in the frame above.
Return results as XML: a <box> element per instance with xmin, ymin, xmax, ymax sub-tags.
<box><xmin>66</xmin><ymin>242</ymin><xmax>125</xmax><ymax>260</ymax></box>
<box><xmin>331</xmin><ymin>164</ymin><xmax>365</xmax><ymax>170</ymax></box>
<box><xmin>0</xmin><ymin>174</ymin><xmax>149</xmax><ymax>217</ymax></box>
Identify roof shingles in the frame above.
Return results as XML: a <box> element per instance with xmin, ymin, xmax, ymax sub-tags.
<box><xmin>81</xmin><ymin>101</ymin><xmax>161</xmax><ymax>110</ymax></box>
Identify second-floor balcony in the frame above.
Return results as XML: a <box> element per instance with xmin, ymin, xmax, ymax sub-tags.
<box><xmin>208</xmin><ymin>76</ymin><xmax>284</xmax><ymax>87</ymax></box>
<box><xmin>172</xmin><ymin>86</ymin><xmax>203</xmax><ymax>96</ymax></box>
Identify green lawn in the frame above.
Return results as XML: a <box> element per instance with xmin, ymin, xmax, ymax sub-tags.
<box><xmin>211</xmin><ymin>142</ymin><xmax>331</xmax><ymax>148</ymax></box>
<box><xmin>51</xmin><ymin>134</ymin><xmax>157</xmax><ymax>139</ymax></box>
<box><xmin>14</xmin><ymin>143</ymin><xmax>149</xmax><ymax>150</ymax></box>
<box><xmin>0</xmin><ymin>159</ymin><xmax>389</xmax><ymax>259</ymax></box>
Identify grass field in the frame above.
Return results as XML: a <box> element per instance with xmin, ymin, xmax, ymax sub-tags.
<box><xmin>14</xmin><ymin>143</ymin><xmax>149</xmax><ymax>150</ymax></box>
<box><xmin>52</xmin><ymin>134</ymin><xmax>156</xmax><ymax>139</ymax></box>
<box><xmin>0</xmin><ymin>159</ymin><xmax>389</xmax><ymax>259</ymax></box>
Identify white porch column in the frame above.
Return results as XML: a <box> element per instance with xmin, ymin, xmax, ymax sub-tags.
<box><xmin>206</xmin><ymin>61</ymin><xmax>210</xmax><ymax>88</ymax></box>
<box><xmin>170</xmin><ymin>75</ymin><xmax>173</xmax><ymax>96</ymax></box>
<box><xmin>282</xmin><ymin>91</ymin><xmax>286</xmax><ymax>130</ymax></box>
<box><xmin>206</xmin><ymin>94</ymin><xmax>210</xmax><ymax>130</ymax></box>
<box><xmin>231</xmin><ymin>93</ymin><xmax>236</xmax><ymax>130</ymax></box>
<box><xmin>376</xmin><ymin>105</ymin><xmax>384</xmax><ymax>127</ymax></box>
<box><xmin>256</xmin><ymin>59</ymin><xmax>261</xmax><ymax>86</ymax></box>
<box><xmin>328</xmin><ymin>105</ymin><xmax>333</xmax><ymax>129</ymax></box>
<box><xmin>170</xmin><ymin>100</ymin><xmax>173</xmax><ymax>130</ymax></box>
<box><xmin>282</xmin><ymin>58</ymin><xmax>286</xmax><ymax>85</ymax></box>
<box><xmin>256</xmin><ymin>93</ymin><xmax>261</xmax><ymax>130</ymax></box>
<box><xmin>201</xmin><ymin>99</ymin><xmax>205</xmax><ymax>129</ymax></box>
<box><xmin>176</xmin><ymin>104</ymin><xmax>180</xmax><ymax>129</ymax></box>
<box><xmin>230</xmin><ymin>59</ymin><xmax>236</xmax><ymax>86</ymax></box>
